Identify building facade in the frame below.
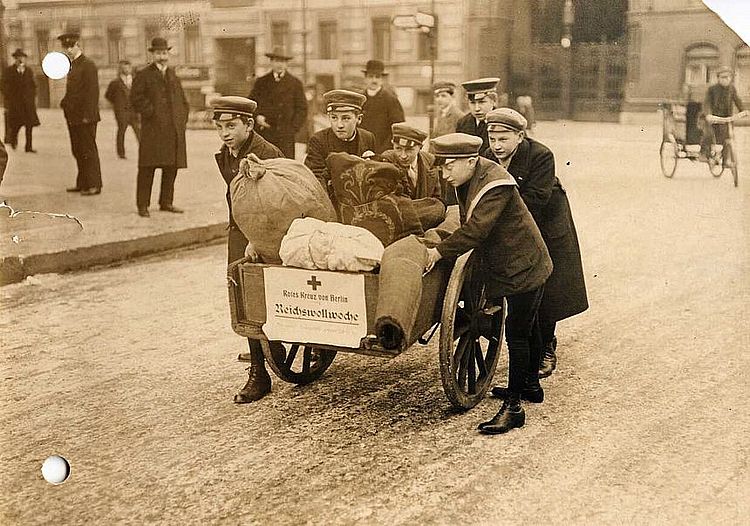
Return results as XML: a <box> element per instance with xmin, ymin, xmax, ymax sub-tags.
<box><xmin>622</xmin><ymin>0</ymin><xmax>749</xmax><ymax>121</ymax></box>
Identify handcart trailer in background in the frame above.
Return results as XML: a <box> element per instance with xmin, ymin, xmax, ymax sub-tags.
<box><xmin>658</xmin><ymin>100</ymin><xmax>729</xmax><ymax>181</ymax></box>
<box><xmin>227</xmin><ymin>251</ymin><xmax>506</xmax><ymax>410</ymax></box>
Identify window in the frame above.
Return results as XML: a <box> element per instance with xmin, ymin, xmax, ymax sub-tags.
<box><xmin>36</xmin><ymin>29</ymin><xmax>50</xmax><ymax>62</ymax></box>
<box><xmin>184</xmin><ymin>25</ymin><xmax>202</xmax><ymax>63</ymax></box>
<box><xmin>318</xmin><ymin>20</ymin><xmax>337</xmax><ymax>59</ymax></box>
<box><xmin>684</xmin><ymin>44</ymin><xmax>719</xmax><ymax>87</ymax></box>
<box><xmin>271</xmin><ymin>21</ymin><xmax>290</xmax><ymax>51</ymax></box>
<box><xmin>107</xmin><ymin>27</ymin><xmax>124</xmax><ymax>65</ymax></box>
<box><xmin>372</xmin><ymin>17</ymin><xmax>391</xmax><ymax>61</ymax></box>
<box><xmin>145</xmin><ymin>23</ymin><xmax>161</xmax><ymax>56</ymax></box>
<box><xmin>736</xmin><ymin>45</ymin><xmax>750</xmax><ymax>99</ymax></box>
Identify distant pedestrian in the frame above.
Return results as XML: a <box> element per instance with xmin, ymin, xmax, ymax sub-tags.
<box><xmin>2</xmin><ymin>49</ymin><xmax>40</xmax><ymax>153</ymax></box>
<box><xmin>431</xmin><ymin>81</ymin><xmax>464</xmax><ymax>138</ymax></box>
<box><xmin>360</xmin><ymin>60</ymin><xmax>405</xmax><ymax>154</ymax></box>
<box><xmin>58</xmin><ymin>32</ymin><xmax>102</xmax><ymax>196</ymax></box>
<box><xmin>105</xmin><ymin>60</ymin><xmax>140</xmax><ymax>159</ymax></box>
<box><xmin>131</xmin><ymin>37</ymin><xmax>189</xmax><ymax>217</ymax></box>
<box><xmin>515</xmin><ymin>95</ymin><xmax>535</xmax><ymax>135</ymax></box>
<box><xmin>455</xmin><ymin>77</ymin><xmax>499</xmax><ymax>153</ymax></box>
<box><xmin>248</xmin><ymin>46</ymin><xmax>307</xmax><ymax>159</ymax></box>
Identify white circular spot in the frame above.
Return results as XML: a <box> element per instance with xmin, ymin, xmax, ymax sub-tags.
<box><xmin>42</xmin><ymin>52</ymin><xmax>71</xmax><ymax>80</ymax></box>
<box><xmin>41</xmin><ymin>455</ymin><xmax>70</xmax><ymax>485</ymax></box>
<box><xmin>560</xmin><ymin>37</ymin><xmax>572</xmax><ymax>49</ymax></box>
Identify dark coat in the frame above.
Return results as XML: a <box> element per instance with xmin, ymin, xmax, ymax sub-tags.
<box><xmin>703</xmin><ymin>83</ymin><xmax>744</xmax><ymax>117</ymax></box>
<box><xmin>456</xmin><ymin>113</ymin><xmax>489</xmax><ymax>152</ymax></box>
<box><xmin>131</xmin><ymin>63</ymin><xmax>189</xmax><ymax>168</ymax></box>
<box><xmin>482</xmin><ymin>138</ymin><xmax>588</xmax><ymax>321</ymax></box>
<box><xmin>2</xmin><ymin>65</ymin><xmax>40</xmax><ymax>127</ymax></box>
<box><xmin>432</xmin><ymin>104</ymin><xmax>464</xmax><ymax>138</ymax></box>
<box><xmin>378</xmin><ymin>149</ymin><xmax>442</xmax><ymax>200</ymax></box>
<box><xmin>248</xmin><ymin>71</ymin><xmax>307</xmax><ymax>144</ymax></box>
<box><xmin>60</xmin><ymin>54</ymin><xmax>100</xmax><ymax>126</ymax></box>
<box><xmin>215</xmin><ymin>131</ymin><xmax>284</xmax><ymax>227</ymax></box>
<box><xmin>304</xmin><ymin>127</ymin><xmax>376</xmax><ymax>198</ymax></box>
<box><xmin>361</xmin><ymin>87</ymin><xmax>405</xmax><ymax>154</ymax></box>
<box><xmin>105</xmin><ymin>76</ymin><xmax>135</xmax><ymax>118</ymax></box>
<box><xmin>437</xmin><ymin>157</ymin><xmax>552</xmax><ymax>298</ymax></box>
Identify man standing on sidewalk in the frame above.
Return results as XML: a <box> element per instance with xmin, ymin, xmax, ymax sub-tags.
<box><xmin>248</xmin><ymin>46</ymin><xmax>307</xmax><ymax>159</ymax></box>
<box><xmin>131</xmin><ymin>37</ymin><xmax>189</xmax><ymax>217</ymax></box>
<box><xmin>360</xmin><ymin>60</ymin><xmax>405</xmax><ymax>155</ymax></box>
<box><xmin>105</xmin><ymin>60</ymin><xmax>140</xmax><ymax>159</ymax></box>
<box><xmin>2</xmin><ymin>49</ymin><xmax>40</xmax><ymax>153</ymax></box>
<box><xmin>58</xmin><ymin>33</ymin><xmax>102</xmax><ymax>195</ymax></box>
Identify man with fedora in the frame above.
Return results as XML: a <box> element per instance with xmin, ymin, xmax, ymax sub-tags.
<box><xmin>482</xmin><ymin>108</ymin><xmax>588</xmax><ymax>384</ymax></box>
<box><xmin>455</xmin><ymin>77</ymin><xmax>500</xmax><ymax>153</ymax></box>
<box><xmin>304</xmin><ymin>89</ymin><xmax>376</xmax><ymax>204</ymax></box>
<box><xmin>105</xmin><ymin>59</ymin><xmax>140</xmax><ymax>159</ymax></box>
<box><xmin>360</xmin><ymin>59</ymin><xmax>405</xmax><ymax>154</ymax></box>
<box><xmin>131</xmin><ymin>37</ymin><xmax>190</xmax><ymax>217</ymax></box>
<box><xmin>209</xmin><ymin>95</ymin><xmax>284</xmax><ymax>403</ymax></box>
<box><xmin>248</xmin><ymin>46</ymin><xmax>307</xmax><ymax>159</ymax></box>
<box><xmin>2</xmin><ymin>48</ymin><xmax>40</xmax><ymax>153</ymax></box>
<box><xmin>425</xmin><ymin>133</ymin><xmax>552</xmax><ymax>435</ymax></box>
<box><xmin>431</xmin><ymin>81</ymin><xmax>464</xmax><ymax>139</ymax></box>
<box><xmin>58</xmin><ymin>32</ymin><xmax>102</xmax><ymax>195</ymax></box>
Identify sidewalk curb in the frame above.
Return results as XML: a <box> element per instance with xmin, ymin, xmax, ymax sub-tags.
<box><xmin>0</xmin><ymin>222</ymin><xmax>228</xmax><ymax>286</ymax></box>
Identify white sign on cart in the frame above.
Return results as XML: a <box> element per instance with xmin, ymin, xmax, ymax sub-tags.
<box><xmin>262</xmin><ymin>267</ymin><xmax>368</xmax><ymax>348</ymax></box>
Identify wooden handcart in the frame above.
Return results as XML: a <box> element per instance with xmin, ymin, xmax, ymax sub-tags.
<box><xmin>227</xmin><ymin>251</ymin><xmax>505</xmax><ymax>410</ymax></box>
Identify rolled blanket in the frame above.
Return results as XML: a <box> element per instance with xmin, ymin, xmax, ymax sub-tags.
<box><xmin>374</xmin><ymin>235</ymin><xmax>429</xmax><ymax>351</ymax></box>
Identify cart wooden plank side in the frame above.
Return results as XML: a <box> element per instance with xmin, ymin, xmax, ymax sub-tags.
<box><xmin>227</xmin><ymin>251</ymin><xmax>506</xmax><ymax>409</ymax></box>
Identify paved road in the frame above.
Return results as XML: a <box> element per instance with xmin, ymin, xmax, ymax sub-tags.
<box><xmin>2</xmin><ymin>122</ymin><xmax>749</xmax><ymax>525</ymax></box>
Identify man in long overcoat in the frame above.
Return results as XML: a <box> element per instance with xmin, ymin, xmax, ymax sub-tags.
<box><xmin>131</xmin><ymin>37</ymin><xmax>189</xmax><ymax>217</ymax></box>
<box><xmin>482</xmin><ymin>108</ymin><xmax>588</xmax><ymax>381</ymax></box>
<box><xmin>248</xmin><ymin>46</ymin><xmax>307</xmax><ymax>159</ymax></box>
<box><xmin>360</xmin><ymin>60</ymin><xmax>405</xmax><ymax>154</ymax></box>
<box><xmin>105</xmin><ymin>59</ymin><xmax>140</xmax><ymax>159</ymax></box>
<box><xmin>2</xmin><ymin>49</ymin><xmax>40</xmax><ymax>153</ymax></box>
<box><xmin>58</xmin><ymin>33</ymin><xmax>102</xmax><ymax>195</ymax></box>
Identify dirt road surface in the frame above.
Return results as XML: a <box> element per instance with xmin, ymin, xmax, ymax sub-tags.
<box><xmin>2</xmin><ymin>122</ymin><xmax>749</xmax><ymax>524</ymax></box>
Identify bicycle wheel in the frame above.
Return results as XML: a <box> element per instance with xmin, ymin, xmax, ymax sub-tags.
<box><xmin>660</xmin><ymin>141</ymin><xmax>677</xmax><ymax>178</ymax></box>
<box><xmin>708</xmin><ymin>150</ymin><xmax>724</xmax><ymax>177</ymax></box>
<box><xmin>724</xmin><ymin>142</ymin><xmax>738</xmax><ymax>187</ymax></box>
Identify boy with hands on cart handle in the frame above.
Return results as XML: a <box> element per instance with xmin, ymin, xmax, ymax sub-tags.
<box><xmin>425</xmin><ymin>133</ymin><xmax>552</xmax><ymax>435</ymax></box>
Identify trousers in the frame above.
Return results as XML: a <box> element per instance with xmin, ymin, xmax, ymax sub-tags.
<box><xmin>115</xmin><ymin>111</ymin><xmax>140</xmax><ymax>158</ymax></box>
<box><xmin>504</xmin><ymin>286</ymin><xmax>545</xmax><ymax>393</ymax></box>
<box><xmin>137</xmin><ymin>166</ymin><xmax>177</xmax><ymax>209</ymax></box>
<box><xmin>67</xmin><ymin>122</ymin><xmax>102</xmax><ymax>190</ymax></box>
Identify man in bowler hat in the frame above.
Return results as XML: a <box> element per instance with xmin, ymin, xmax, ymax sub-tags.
<box><xmin>482</xmin><ymin>108</ymin><xmax>588</xmax><ymax>383</ymax></box>
<box><xmin>360</xmin><ymin>59</ymin><xmax>405</xmax><ymax>154</ymax></box>
<box><xmin>2</xmin><ymin>48</ymin><xmax>40</xmax><ymax>153</ymax></box>
<box><xmin>58</xmin><ymin>33</ymin><xmax>102</xmax><ymax>195</ymax></box>
<box><xmin>131</xmin><ymin>37</ymin><xmax>189</xmax><ymax>217</ymax></box>
<box><xmin>209</xmin><ymin>96</ymin><xmax>284</xmax><ymax>403</ymax></box>
<box><xmin>105</xmin><ymin>59</ymin><xmax>140</xmax><ymax>159</ymax></box>
<box><xmin>455</xmin><ymin>77</ymin><xmax>500</xmax><ymax>153</ymax></box>
<box><xmin>248</xmin><ymin>46</ymin><xmax>307</xmax><ymax>159</ymax></box>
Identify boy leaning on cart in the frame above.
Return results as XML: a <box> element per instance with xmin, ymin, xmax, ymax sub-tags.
<box><xmin>424</xmin><ymin>133</ymin><xmax>552</xmax><ymax>435</ymax></box>
<box><xmin>210</xmin><ymin>95</ymin><xmax>286</xmax><ymax>403</ymax></box>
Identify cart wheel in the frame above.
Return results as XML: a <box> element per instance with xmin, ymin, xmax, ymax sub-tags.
<box><xmin>439</xmin><ymin>251</ymin><xmax>504</xmax><ymax>410</ymax></box>
<box><xmin>660</xmin><ymin>141</ymin><xmax>677</xmax><ymax>178</ymax></box>
<box><xmin>708</xmin><ymin>151</ymin><xmax>724</xmax><ymax>177</ymax></box>
<box><xmin>260</xmin><ymin>340</ymin><xmax>336</xmax><ymax>385</ymax></box>
<box><xmin>724</xmin><ymin>143</ymin><xmax>738</xmax><ymax>187</ymax></box>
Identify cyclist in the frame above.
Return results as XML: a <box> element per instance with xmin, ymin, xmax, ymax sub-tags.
<box><xmin>700</xmin><ymin>66</ymin><xmax>748</xmax><ymax>166</ymax></box>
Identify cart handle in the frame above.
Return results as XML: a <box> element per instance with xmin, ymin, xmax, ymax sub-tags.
<box><xmin>705</xmin><ymin>111</ymin><xmax>749</xmax><ymax>124</ymax></box>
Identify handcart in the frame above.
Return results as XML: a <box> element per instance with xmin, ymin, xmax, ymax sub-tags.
<box><xmin>227</xmin><ymin>251</ymin><xmax>505</xmax><ymax>410</ymax></box>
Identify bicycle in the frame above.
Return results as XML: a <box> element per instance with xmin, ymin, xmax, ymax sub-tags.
<box><xmin>705</xmin><ymin>111</ymin><xmax>749</xmax><ymax>188</ymax></box>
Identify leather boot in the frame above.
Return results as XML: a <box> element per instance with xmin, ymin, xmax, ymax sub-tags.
<box><xmin>538</xmin><ymin>336</ymin><xmax>557</xmax><ymax>378</ymax></box>
<box><xmin>233</xmin><ymin>348</ymin><xmax>272</xmax><ymax>404</ymax></box>
<box><xmin>490</xmin><ymin>385</ymin><xmax>544</xmax><ymax>403</ymax></box>
<box><xmin>477</xmin><ymin>395</ymin><xmax>525</xmax><ymax>434</ymax></box>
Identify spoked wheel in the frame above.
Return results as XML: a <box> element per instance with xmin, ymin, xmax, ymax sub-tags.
<box><xmin>708</xmin><ymin>150</ymin><xmax>724</xmax><ymax>177</ymax></box>
<box><xmin>724</xmin><ymin>142</ymin><xmax>739</xmax><ymax>187</ymax></box>
<box><xmin>660</xmin><ymin>140</ymin><xmax>677</xmax><ymax>178</ymax></box>
<box><xmin>260</xmin><ymin>340</ymin><xmax>336</xmax><ymax>385</ymax></box>
<box><xmin>439</xmin><ymin>251</ymin><xmax>504</xmax><ymax>410</ymax></box>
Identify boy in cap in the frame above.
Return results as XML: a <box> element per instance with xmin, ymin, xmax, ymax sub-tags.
<box><xmin>2</xmin><ymin>48</ymin><xmax>40</xmax><ymax>153</ymax></box>
<box><xmin>248</xmin><ymin>46</ymin><xmax>307</xmax><ymax>159</ymax></box>
<box><xmin>105</xmin><ymin>59</ymin><xmax>140</xmax><ymax>159</ymax></box>
<box><xmin>304</xmin><ymin>89</ymin><xmax>376</xmax><ymax>201</ymax></box>
<box><xmin>58</xmin><ymin>32</ymin><xmax>103</xmax><ymax>195</ymax></box>
<box><xmin>432</xmin><ymin>81</ymin><xmax>465</xmax><ymax>138</ymax></box>
<box><xmin>425</xmin><ymin>132</ymin><xmax>552</xmax><ymax>435</ymax></box>
<box><xmin>210</xmin><ymin>95</ymin><xmax>284</xmax><ymax>403</ymax></box>
<box><xmin>700</xmin><ymin>66</ymin><xmax>747</xmax><ymax>164</ymax></box>
<box><xmin>483</xmin><ymin>108</ymin><xmax>588</xmax><ymax>383</ymax></box>
<box><xmin>455</xmin><ymin>77</ymin><xmax>499</xmax><ymax>153</ymax></box>
<box><xmin>360</xmin><ymin>60</ymin><xmax>405</xmax><ymax>154</ymax></box>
